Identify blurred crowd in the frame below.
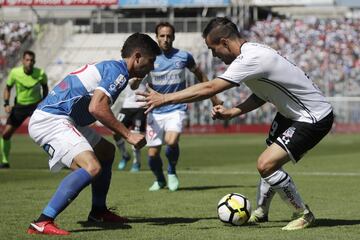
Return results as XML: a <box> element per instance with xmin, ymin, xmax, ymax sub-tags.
<box><xmin>248</xmin><ymin>17</ymin><xmax>360</xmax><ymax>97</ymax></box>
<box><xmin>1</xmin><ymin>18</ymin><xmax>359</xmax><ymax>124</ymax></box>
<box><xmin>0</xmin><ymin>22</ymin><xmax>33</xmax><ymax>77</ymax></box>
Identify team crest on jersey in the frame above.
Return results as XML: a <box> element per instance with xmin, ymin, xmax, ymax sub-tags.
<box><xmin>110</xmin><ymin>74</ymin><xmax>127</xmax><ymax>91</ymax></box>
<box><xmin>175</xmin><ymin>61</ymin><xmax>185</xmax><ymax>68</ymax></box>
<box><xmin>283</xmin><ymin>127</ymin><xmax>296</xmax><ymax>138</ymax></box>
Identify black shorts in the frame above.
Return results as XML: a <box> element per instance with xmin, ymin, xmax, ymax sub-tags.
<box><xmin>7</xmin><ymin>103</ymin><xmax>38</xmax><ymax>127</ymax></box>
<box><xmin>266</xmin><ymin>111</ymin><xmax>334</xmax><ymax>162</ymax></box>
<box><xmin>117</xmin><ymin>108</ymin><xmax>146</xmax><ymax>132</ymax></box>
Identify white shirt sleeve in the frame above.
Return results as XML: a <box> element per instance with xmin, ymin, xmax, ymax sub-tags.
<box><xmin>218</xmin><ymin>52</ymin><xmax>263</xmax><ymax>85</ymax></box>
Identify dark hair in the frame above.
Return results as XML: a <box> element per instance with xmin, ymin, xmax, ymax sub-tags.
<box><xmin>121</xmin><ymin>33</ymin><xmax>161</xmax><ymax>58</ymax></box>
<box><xmin>155</xmin><ymin>22</ymin><xmax>175</xmax><ymax>37</ymax></box>
<box><xmin>23</xmin><ymin>50</ymin><xmax>35</xmax><ymax>59</ymax></box>
<box><xmin>202</xmin><ymin>17</ymin><xmax>240</xmax><ymax>44</ymax></box>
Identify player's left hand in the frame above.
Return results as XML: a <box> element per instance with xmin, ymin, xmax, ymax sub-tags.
<box><xmin>211</xmin><ymin>105</ymin><xmax>233</xmax><ymax>120</ymax></box>
<box><xmin>136</xmin><ymin>84</ymin><xmax>166</xmax><ymax>114</ymax></box>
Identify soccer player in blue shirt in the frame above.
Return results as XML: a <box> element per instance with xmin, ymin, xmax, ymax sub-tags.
<box><xmin>139</xmin><ymin>22</ymin><xmax>222</xmax><ymax>191</ymax></box>
<box><xmin>26</xmin><ymin>33</ymin><xmax>161</xmax><ymax>235</ymax></box>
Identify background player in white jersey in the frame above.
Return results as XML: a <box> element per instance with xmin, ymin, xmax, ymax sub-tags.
<box><xmin>114</xmin><ymin>80</ymin><xmax>146</xmax><ymax>172</ymax></box>
<box><xmin>137</xmin><ymin>18</ymin><xmax>334</xmax><ymax>230</ymax></box>
<box><xmin>140</xmin><ymin>22</ymin><xmax>222</xmax><ymax>192</ymax></box>
<box><xmin>26</xmin><ymin>33</ymin><xmax>161</xmax><ymax>236</ymax></box>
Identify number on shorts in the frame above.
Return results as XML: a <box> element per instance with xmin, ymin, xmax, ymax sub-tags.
<box><xmin>270</xmin><ymin>120</ymin><xmax>278</xmax><ymax>137</ymax></box>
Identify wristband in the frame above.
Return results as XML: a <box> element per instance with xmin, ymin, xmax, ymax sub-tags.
<box><xmin>4</xmin><ymin>100</ymin><xmax>9</xmax><ymax>107</ymax></box>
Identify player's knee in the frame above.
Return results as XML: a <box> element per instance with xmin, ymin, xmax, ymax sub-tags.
<box><xmin>86</xmin><ymin>161</ymin><xmax>102</xmax><ymax>177</ymax></box>
<box><xmin>2</xmin><ymin>128</ymin><xmax>14</xmax><ymax>140</ymax></box>
<box><xmin>257</xmin><ymin>156</ymin><xmax>274</xmax><ymax>177</ymax></box>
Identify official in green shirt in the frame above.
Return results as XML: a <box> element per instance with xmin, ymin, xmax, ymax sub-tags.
<box><xmin>1</xmin><ymin>50</ymin><xmax>48</xmax><ymax>168</ymax></box>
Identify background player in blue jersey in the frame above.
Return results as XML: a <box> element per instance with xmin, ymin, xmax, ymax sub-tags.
<box><xmin>140</xmin><ymin>22</ymin><xmax>222</xmax><ymax>192</ymax></box>
<box><xmin>26</xmin><ymin>33</ymin><xmax>161</xmax><ymax>236</ymax></box>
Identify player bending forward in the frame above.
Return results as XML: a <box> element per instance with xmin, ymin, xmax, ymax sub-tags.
<box><xmin>137</xmin><ymin>18</ymin><xmax>333</xmax><ymax>230</ymax></box>
<box><xmin>27</xmin><ymin>33</ymin><xmax>160</xmax><ymax>235</ymax></box>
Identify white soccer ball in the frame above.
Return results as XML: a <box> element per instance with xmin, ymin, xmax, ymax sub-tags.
<box><xmin>217</xmin><ymin>193</ymin><xmax>251</xmax><ymax>226</ymax></box>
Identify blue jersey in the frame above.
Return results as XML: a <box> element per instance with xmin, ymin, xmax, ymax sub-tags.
<box><xmin>145</xmin><ymin>48</ymin><xmax>195</xmax><ymax>114</ymax></box>
<box><xmin>38</xmin><ymin>60</ymin><xmax>129</xmax><ymax>126</ymax></box>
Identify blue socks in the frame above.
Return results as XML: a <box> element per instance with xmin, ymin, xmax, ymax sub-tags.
<box><xmin>42</xmin><ymin>168</ymin><xmax>92</xmax><ymax>219</ymax></box>
<box><xmin>166</xmin><ymin>144</ymin><xmax>179</xmax><ymax>174</ymax></box>
<box><xmin>91</xmin><ymin>159</ymin><xmax>113</xmax><ymax>211</ymax></box>
<box><xmin>148</xmin><ymin>155</ymin><xmax>165</xmax><ymax>182</ymax></box>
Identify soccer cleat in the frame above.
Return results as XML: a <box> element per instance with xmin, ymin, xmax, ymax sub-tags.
<box><xmin>148</xmin><ymin>181</ymin><xmax>166</xmax><ymax>191</ymax></box>
<box><xmin>27</xmin><ymin>221</ymin><xmax>70</xmax><ymax>235</ymax></box>
<box><xmin>130</xmin><ymin>162</ymin><xmax>140</xmax><ymax>172</ymax></box>
<box><xmin>0</xmin><ymin>163</ymin><xmax>10</xmax><ymax>169</ymax></box>
<box><xmin>248</xmin><ymin>213</ymin><xmax>269</xmax><ymax>223</ymax></box>
<box><xmin>117</xmin><ymin>156</ymin><xmax>130</xmax><ymax>170</ymax></box>
<box><xmin>167</xmin><ymin>174</ymin><xmax>179</xmax><ymax>191</ymax></box>
<box><xmin>282</xmin><ymin>206</ymin><xmax>315</xmax><ymax>230</ymax></box>
<box><xmin>88</xmin><ymin>208</ymin><xmax>129</xmax><ymax>223</ymax></box>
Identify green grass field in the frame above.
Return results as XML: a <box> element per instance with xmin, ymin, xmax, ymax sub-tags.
<box><xmin>0</xmin><ymin>133</ymin><xmax>360</xmax><ymax>239</ymax></box>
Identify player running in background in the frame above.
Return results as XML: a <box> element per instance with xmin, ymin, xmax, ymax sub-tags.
<box><xmin>1</xmin><ymin>50</ymin><xmax>48</xmax><ymax>168</ymax></box>
<box><xmin>140</xmin><ymin>22</ymin><xmax>222</xmax><ymax>192</ymax></box>
<box><xmin>114</xmin><ymin>80</ymin><xmax>146</xmax><ymax>172</ymax></box>
<box><xmin>137</xmin><ymin>17</ymin><xmax>333</xmax><ymax>230</ymax></box>
<box><xmin>27</xmin><ymin>33</ymin><xmax>160</xmax><ymax>235</ymax></box>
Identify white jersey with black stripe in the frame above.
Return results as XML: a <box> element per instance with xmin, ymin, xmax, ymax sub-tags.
<box><xmin>219</xmin><ymin>42</ymin><xmax>332</xmax><ymax>123</ymax></box>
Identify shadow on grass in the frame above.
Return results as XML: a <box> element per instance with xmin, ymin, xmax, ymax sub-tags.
<box><xmin>72</xmin><ymin>221</ymin><xmax>132</xmax><ymax>233</ymax></box>
<box><xmin>315</xmin><ymin>218</ymin><xmax>360</xmax><ymax>227</ymax></box>
<box><xmin>129</xmin><ymin>216</ymin><xmax>217</xmax><ymax>225</ymax></box>
<box><xmin>179</xmin><ymin>185</ymin><xmax>256</xmax><ymax>191</ymax></box>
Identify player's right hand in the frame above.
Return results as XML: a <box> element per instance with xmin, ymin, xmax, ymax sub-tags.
<box><xmin>127</xmin><ymin>132</ymin><xmax>147</xmax><ymax>149</ymax></box>
<box><xmin>211</xmin><ymin>105</ymin><xmax>233</xmax><ymax>120</ymax></box>
<box><xmin>136</xmin><ymin>84</ymin><xmax>166</xmax><ymax>114</ymax></box>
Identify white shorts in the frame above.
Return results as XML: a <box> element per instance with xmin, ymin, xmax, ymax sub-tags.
<box><xmin>28</xmin><ymin>110</ymin><xmax>102</xmax><ymax>172</ymax></box>
<box><xmin>146</xmin><ymin>110</ymin><xmax>187</xmax><ymax>147</ymax></box>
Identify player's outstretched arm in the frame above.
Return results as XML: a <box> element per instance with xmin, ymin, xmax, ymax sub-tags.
<box><xmin>89</xmin><ymin>89</ymin><xmax>146</xmax><ymax>149</ymax></box>
<box><xmin>137</xmin><ymin>78</ymin><xmax>234</xmax><ymax>114</ymax></box>
<box><xmin>212</xmin><ymin>94</ymin><xmax>265</xmax><ymax>120</ymax></box>
<box><xmin>192</xmin><ymin>66</ymin><xmax>223</xmax><ymax>106</ymax></box>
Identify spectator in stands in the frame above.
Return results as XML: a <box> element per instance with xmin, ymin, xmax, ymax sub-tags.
<box><xmin>137</xmin><ymin>22</ymin><xmax>222</xmax><ymax>192</ymax></box>
<box><xmin>114</xmin><ymin>81</ymin><xmax>147</xmax><ymax>172</ymax></box>
<box><xmin>26</xmin><ymin>33</ymin><xmax>161</xmax><ymax>235</ymax></box>
<box><xmin>1</xmin><ymin>50</ymin><xmax>48</xmax><ymax>168</ymax></box>
<box><xmin>138</xmin><ymin>17</ymin><xmax>334</xmax><ymax>230</ymax></box>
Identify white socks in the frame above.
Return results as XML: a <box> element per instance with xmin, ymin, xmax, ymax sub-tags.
<box><xmin>255</xmin><ymin>178</ymin><xmax>276</xmax><ymax>215</ymax></box>
<box><xmin>131</xmin><ymin>145</ymin><xmax>141</xmax><ymax>164</ymax></box>
<box><xmin>263</xmin><ymin>169</ymin><xmax>306</xmax><ymax>214</ymax></box>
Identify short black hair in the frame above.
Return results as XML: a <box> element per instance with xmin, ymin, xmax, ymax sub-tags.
<box><xmin>155</xmin><ymin>22</ymin><xmax>175</xmax><ymax>37</ymax></box>
<box><xmin>202</xmin><ymin>17</ymin><xmax>240</xmax><ymax>44</ymax></box>
<box><xmin>23</xmin><ymin>50</ymin><xmax>35</xmax><ymax>59</ymax></box>
<box><xmin>121</xmin><ymin>33</ymin><xmax>161</xmax><ymax>58</ymax></box>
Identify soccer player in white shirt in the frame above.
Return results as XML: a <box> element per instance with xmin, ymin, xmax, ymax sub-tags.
<box><xmin>138</xmin><ymin>17</ymin><xmax>334</xmax><ymax>230</ymax></box>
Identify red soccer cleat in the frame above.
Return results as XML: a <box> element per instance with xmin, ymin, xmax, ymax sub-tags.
<box><xmin>88</xmin><ymin>208</ymin><xmax>129</xmax><ymax>223</ymax></box>
<box><xmin>27</xmin><ymin>221</ymin><xmax>70</xmax><ymax>235</ymax></box>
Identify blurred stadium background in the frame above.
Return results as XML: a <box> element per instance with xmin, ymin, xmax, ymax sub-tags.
<box><xmin>0</xmin><ymin>0</ymin><xmax>359</xmax><ymax>133</ymax></box>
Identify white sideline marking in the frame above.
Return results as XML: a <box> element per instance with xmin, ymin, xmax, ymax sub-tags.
<box><xmin>176</xmin><ymin>170</ymin><xmax>360</xmax><ymax>177</ymax></box>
